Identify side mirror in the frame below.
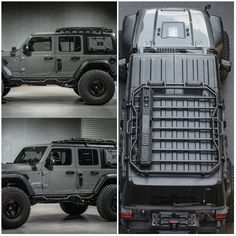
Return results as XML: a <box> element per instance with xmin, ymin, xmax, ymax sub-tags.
<box><xmin>10</xmin><ymin>47</ymin><xmax>17</xmax><ymax>57</ymax></box>
<box><xmin>23</xmin><ymin>44</ymin><xmax>32</xmax><ymax>56</ymax></box>
<box><xmin>45</xmin><ymin>156</ymin><xmax>54</xmax><ymax>171</ymax></box>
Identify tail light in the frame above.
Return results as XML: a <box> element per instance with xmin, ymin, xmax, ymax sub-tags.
<box><xmin>120</xmin><ymin>212</ymin><xmax>133</xmax><ymax>219</ymax></box>
<box><xmin>215</xmin><ymin>214</ymin><xmax>226</xmax><ymax>219</ymax></box>
<box><xmin>215</xmin><ymin>208</ymin><xmax>227</xmax><ymax>220</ymax></box>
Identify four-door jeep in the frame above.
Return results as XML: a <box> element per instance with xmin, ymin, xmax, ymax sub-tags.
<box><xmin>2</xmin><ymin>27</ymin><xmax>116</xmax><ymax>105</ymax></box>
<box><xmin>119</xmin><ymin>6</ymin><xmax>233</xmax><ymax>233</ymax></box>
<box><xmin>2</xmin><ymin>138</ymin><xmax>117</xmax><ymax>229</ymax></box>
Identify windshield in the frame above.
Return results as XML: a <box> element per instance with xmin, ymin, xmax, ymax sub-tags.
<box><xmin>14</xmin><ymin>146</ymin><xmax>47</xmax><ymax>164</ymax></box>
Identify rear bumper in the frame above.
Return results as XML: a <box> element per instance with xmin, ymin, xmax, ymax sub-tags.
<box><xmin>120</xmin><ymin>205</ymin><xmax>226</xmax><ymax>233</ymax></box>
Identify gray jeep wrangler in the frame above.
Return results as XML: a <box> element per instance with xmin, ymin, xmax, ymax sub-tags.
<box><xmin>2</xmin><ymin>27</ymin><xmax>116</xmax><ymax>105</ymax></box>
<box><xmin>119</xmin><ymin>6</ymin><xmax>233</xmax><ymax>233</ymax></box>
<box><xmin>2</xmin><ymin>138</ymin><xmax>117</xmax><ymax>229</ymax></box>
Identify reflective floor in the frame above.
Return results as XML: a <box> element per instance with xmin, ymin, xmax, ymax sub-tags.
<box><xmin>2</xmin><ymin>85</ymin><xmax>117</xmax><ymax>118</ymax></box>
<box><xmin>2</xmin><ymin>204</ymin><xmax>117</xmax><ymax>234</ymax></box>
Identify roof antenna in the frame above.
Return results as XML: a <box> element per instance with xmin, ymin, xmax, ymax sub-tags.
<box><xmin>205</xmin><ymin>4</ymin><xmax>211</xmax><ymax>15</ymax></box>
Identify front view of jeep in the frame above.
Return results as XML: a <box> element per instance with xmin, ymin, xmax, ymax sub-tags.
<box><xmin>120</xmin><ymin>7</ymin><xmax>233</xmax><ymax>233</ymax></box>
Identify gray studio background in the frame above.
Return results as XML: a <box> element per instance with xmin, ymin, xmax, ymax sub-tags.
<box><xmin>119</xmin><ymin>1</ymin><xmax>234</xmax><ymax>169</ymax></box>
<box><xmin>2</xmin><ymin>2</ymin><xmax>117</xmax><ymax>50</ymax></box>
<box><xmin>2</xmin><ymin>118</ymin><xmax>117</xmax><ymax>163</ymax></box>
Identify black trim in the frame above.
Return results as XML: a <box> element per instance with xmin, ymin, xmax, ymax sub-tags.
<box><xmin>2</xmin><ymin>173</ymin><xmax>35</xmax><ymax>196</ymax></box>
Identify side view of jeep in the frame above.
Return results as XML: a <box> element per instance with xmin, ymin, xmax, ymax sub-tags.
<box><xmin>2</xmin><ymin>138</ymin><xmax>117</xmax><ymax>229</ymax></box>
<box><xmin>119</xmin><ymin>6</ymin><xmax>233</xmax><ymax>233</ymax></box>
<box><xmin>2</xmin><ymin>27</ymin><xmax>116</xmax><ymax>105</ymax></box>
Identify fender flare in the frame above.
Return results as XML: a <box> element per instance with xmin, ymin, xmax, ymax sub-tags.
<box><xmin>2</xmin><ymin>65</ymin><xmax>13</xmax><ymax>80</ymax></box>
<box><xmin>93</xmin><ymin>173</ymin><xmax>117</xmax><ymax>194</ymax></box>
<box><xmin>73</xmin><ymin>60</ymin><xmax>112</xmax><ymax>79</ymax></box>
<box><xmin>2</xmin><ymin>173</ymin><xmax>35</xmax><ymax>196</ymax></box>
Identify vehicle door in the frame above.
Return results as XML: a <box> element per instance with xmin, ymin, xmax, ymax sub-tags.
<box><xmin>76</xmin><ymin>148</ymin><xmax>103</xmax><ymax>194</ymax></box>
<box><xmin>20</xmin><ymin>35</ymin><xmax>55</xmax><ymax>77</ymax></box>
<box><xmin>55</xmin><ymin>35</ymin><xmax>84</xmax><ymax>77</ymax></box>
<box><xmin>42</xmin><ymin>147</ymin><xmax>77</xmax><ymax>194</ymax></box>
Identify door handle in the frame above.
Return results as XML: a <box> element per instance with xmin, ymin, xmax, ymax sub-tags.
<box><xmin>90</xmin><ymin>170</ymin><xmax>99</xmax><ymax>175</ymax></box>
<box><xmin>57</xmin><ymin>58</ymin><xmax>62</xmax><ymax>71</ymax></box>
<box><xmin>66</xmin><ymin>170</ymin><xmax>75</xmax><ymax>175</ymax></box>
<box><xmin>44</xmin><ymin>56</ymin><xmax>53</xmax><ymax>60</ymax></box>
<box><xmin>78</xmin><ymin>173</ymin><xmax>83</xmax><ymax>186</ymax></box>
<box><xmin>70</xmin><ymin>56</ymin><xmax>80</xmax><ymax>60</ymax></box>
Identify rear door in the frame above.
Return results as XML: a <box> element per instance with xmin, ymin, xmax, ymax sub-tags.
<box><xmin>55</xmin><ymin>35</ymin><xmax>84</xmax><ymax>77</ymax></box>
<box><xmin>76</xmin><ymin>148</ymin><xmax>103</xmax><ymax>194</ymax></box>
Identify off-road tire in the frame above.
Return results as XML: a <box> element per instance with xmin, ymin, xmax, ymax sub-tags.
<box><xmin>60</xmin><ymin>202</ymin><xmax>88</xmax><ymax>215</ymax></box>
<box><xmin>220</xmin><ymin>31</ymin><xmax>230</xmax><ymax>80</ymax></box>
<box><xmin>2</xmin><ymin>80</ymin><xmax>11</xmax><ymax>97</ymax></box>
<box><xmin>73</xmin><ymin>87</ymin><xmax>80</xmax><ymax>96</ymax></box>
<box><xmin>97</xmin><ymin>184</ymin><xmax>117</xmax><ymax>221</ymax></box>
<box><xmin>2</xmin><ymin>187</ymin><xmax>31</xmax><ymax>229</ymax></box>
<box><xmin>78</xmin><ymin>70</ymin><xmax>115</xmax><ymax>105</ymax></box>
<box><xmin>2</xmin><ymin>88</ymin><xmax>11</xmax><ymax>97</ymax></box>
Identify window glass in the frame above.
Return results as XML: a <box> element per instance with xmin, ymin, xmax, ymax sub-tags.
<box><xmin>87</xmin><ymin>36</ymin><xmax>113</xmax><ymax>52</ymax></box>
<box><xmin>103</xmin><ymin>149</ymin><xmax>116</xmax><ymax>167</ymax></box>
<box><xmin>47</xmin><ymin>149</ymin><xmax>72</xmax><ymax>166</ymax></box>
<box><xmin>78</xmin><ymin>149</ymin><xmax>98</xmax><ymax>165</ymax></box>
<box><xmin>14</xmin><ymin>146</ymin><xmax>47</xmax><ymax>164</ymax></box>
<box><xmin>59</xmin><ymin>36</ymin><xmax>81</xmax><ymax>52</ymax></box>
<box><xmin>161</xmin><ymin>22</ymin><xmax>185</xmax><ymax>39</ymax></box>
<box><xmin>28</xmin><ymin>37</ymin><xmax>52</xmax><ymax>51</ymax></box>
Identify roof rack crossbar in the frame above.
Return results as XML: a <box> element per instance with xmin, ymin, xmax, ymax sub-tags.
<box><xmin>55</xmin><ymin>27</ymin><xmax>113</xmax><ymax>35</ymax></box>
<box><xmin>52</xmin><ymin>138</ymin><xmax>116</xmax><ymax>146</ymax></box>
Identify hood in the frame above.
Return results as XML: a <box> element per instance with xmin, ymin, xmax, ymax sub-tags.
<box><xmin>2</xmin><ymin>50</ymin><xmax>11</xmax><ymax>57</ymax></box>
<box><xmin>2</xmin><ymin>163</ymin><xmax>32</xmax><ymax>173</ymax></box>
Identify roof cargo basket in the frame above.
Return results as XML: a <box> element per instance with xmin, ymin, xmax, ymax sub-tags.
<box><xmin>55</xmin><ymin>27</ymin><xmax>113</xmax><ymax>35</ymax></box>
<box><xmin>52</xmin><ymin>137</ymin><xmax>116</xmax><ymax>147</ymax></box>
<box><xmin>127</xmin><ymin>83</ymin><xmax>221</xmax><ymax>176</ymax></box>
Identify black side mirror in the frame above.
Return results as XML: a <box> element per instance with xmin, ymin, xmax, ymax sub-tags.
<box><xmin>45</xmin><ymin>156</ymin><xmax>54</xmax><ymax>171</ymax></box>
<box><xmin>10</xmin><ymin>47</ymin><xmax>17</xmax><ymax>57</ymax></box>
<box><xmin>23</xmin><ymin>44</ymin><xmax>32</xmax><ymax>56</ymax></box>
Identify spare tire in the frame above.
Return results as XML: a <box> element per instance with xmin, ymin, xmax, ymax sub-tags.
<box><xmin>78</xmin><ymin>69</ymin><xmax>115</xmax><ymax>105</ymax></box>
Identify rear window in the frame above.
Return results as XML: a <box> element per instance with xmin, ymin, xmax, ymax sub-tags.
<box><xmin>86</xmin><ymin>36</ymin><xmax>114</xmax><ymax>53</ymax></box>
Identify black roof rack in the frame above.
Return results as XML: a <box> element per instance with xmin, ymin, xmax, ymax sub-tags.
<box><xmin>55</xmin><ymin>27</ymin><xmax>113</xmax><ymax>35</ymax></box>
<box><xmin>52</xmin><ymin>137</ymin><xmax>116</xmax><ymax>147</ymax></box>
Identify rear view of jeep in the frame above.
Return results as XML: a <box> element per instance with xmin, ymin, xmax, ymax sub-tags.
<box><xmin>119</xmin><ymin>7</ymin><xmax>233</xmax><ymax>233</ymax></box>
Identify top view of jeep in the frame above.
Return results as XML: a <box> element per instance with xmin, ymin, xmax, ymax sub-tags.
<box><xmin>119</xmin><ymin>6</ymin><xmax>233</xmax><ymax>233</ymax></box>
<box><xmin>2</xmin><ymin>27</ymin><xmax>116</xmax><ymax>105</ymax></box>
<box><xmin>2</xmin><ymin>138</ymin><xmax>117</xmax><ymax>229</ymax></box>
